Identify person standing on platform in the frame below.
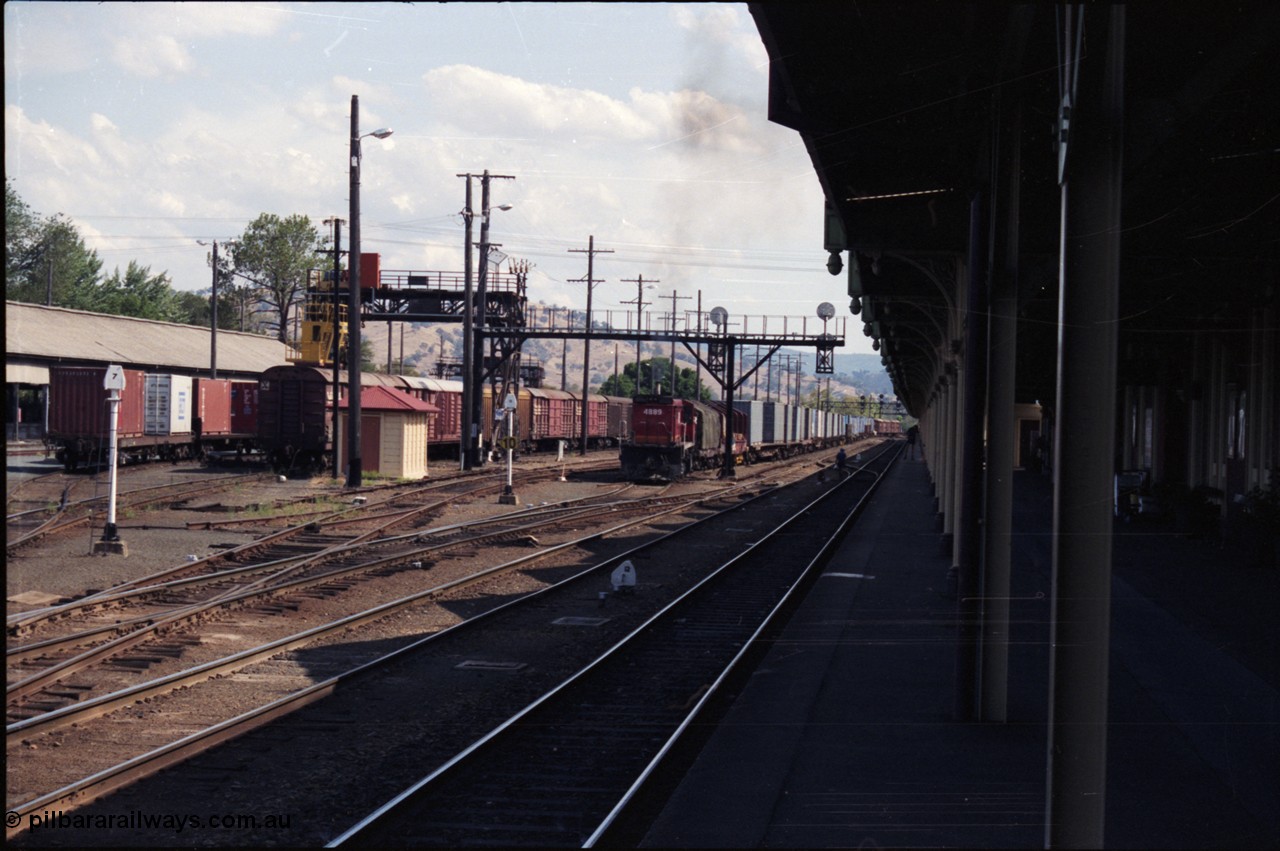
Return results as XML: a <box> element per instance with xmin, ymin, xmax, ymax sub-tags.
<box><xmin>906</xmin><ymin>424</ymin><xmax>919</xmax><ymax>459</ymax></box>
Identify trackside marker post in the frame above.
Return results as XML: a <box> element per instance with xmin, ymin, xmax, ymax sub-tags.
<box><xmin>94</xmin><ymin>364</ymin><xmax>128</xmax><ymax>556</ymax></box>
<box><xmin>498</xmin><ymin>393</ymin><xmax>519</xmax><ymax>505</ymax></box>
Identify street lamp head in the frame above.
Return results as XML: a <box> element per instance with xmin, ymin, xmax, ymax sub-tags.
<box><xmin>368</xmin><ymin>128</ymin><xmax>394</xmax><ymax>139</ymax></box>
<box><xmin>495</xmin><ymin>204</ymin><xmax>513</xmax><ymax>212</ymax></box>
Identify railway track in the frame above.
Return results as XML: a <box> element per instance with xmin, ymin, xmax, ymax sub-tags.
<box><xmin>6</xmin><ymin>461</ymin><xmax>632</xmax><ymax>720</ymax></box>
<box><xmin>6</xmin><ymin>470</ymin><xmax>268</xmax><ymax>554</ymax></box>
<box><xmin>7</xmin><ymin>456</ymin><xmax>617</xmax><ymax>635</ymax></box>
<box><xmin>6</xmin><ymin>443</ymin><xmax>891</xmax><ymax>846</ymax></box>
<box><xmin>330</xmin><ymin>444</ymin><xmax>899</xmax><ymax>847</ymax></box>
<box><xmin>4</xmin><ymin>480</ymin><xmax>705</xmax><ymax>728</ymax></box>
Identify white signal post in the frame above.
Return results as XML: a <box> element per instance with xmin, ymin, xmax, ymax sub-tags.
<box><xmin>94</xmin><ymin>364</ymin><xmax>128</xmax><ymax>555</ymax></box>
<box><xmin>498</xmin><ymin>392</ymin><xmax>519</xmax><ymax>505</ymax></box>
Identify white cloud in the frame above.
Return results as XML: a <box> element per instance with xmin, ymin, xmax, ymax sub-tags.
<box><xmin>423</xmin><ymin>65</ymin><xmax>654</xmax><ymax>142</ymax></box>
<box><xmin>160</xmin><ymin>2</ymin><xmax>289</xmax><ymax>38</ymax></box>
<box><xmin>88</xmin><ymin>112</ymin><xmax>137</xmax><ymax>169</ymax></box>
<box><xmin>111</xmin><ymin>32</ymin><xmax>194</xmax><ymax>78</ymax></box>
<box><xmin>423</xmin><ymin>64</ymin><xmax>761</xmax><ymax>159</ymax></box>
<box><xmin>3</xmin><ymin>4</ymin><xmax>98</xmax><ymax>76</ymax></box>
<box><xmin>33</xmin><ymin>2</ymin><xmax>292</xmax><ymax>79</ymax></box>
<box><xmin>6</xmin><ymin>105</ymin><xmax>103</xmax><ymax>180</ymax></box>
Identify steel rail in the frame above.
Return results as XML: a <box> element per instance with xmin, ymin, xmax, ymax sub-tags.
<box><xmin>4</xmin><ymin>477</ymin><xmax>507</xmax><ymax>633</ymax></box>
<box><xmin>6</xmin><ymin>473</ymin><xmax>267</xmax><ymax>553</ymax></box>
<box><xmin>327</xmin><ymin>444</ymin><xmax>899</xmax><ymax>847</ymax></box>
<box><xmin>5</xmin><ymin>483</ymin><xmax>737</xmax><ymax>717</ymax></box>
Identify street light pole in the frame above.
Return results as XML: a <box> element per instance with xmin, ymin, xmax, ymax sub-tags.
<box><xmin>346</xmin><ymin>94</ymin><xmax>393</xmax><ymax>487</ymax></box>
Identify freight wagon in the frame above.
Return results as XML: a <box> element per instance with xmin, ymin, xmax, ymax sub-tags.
<box><xmin>480</xmin><ymin>386</ymin><xmax>632</xmax><ymax>455</ymax></box>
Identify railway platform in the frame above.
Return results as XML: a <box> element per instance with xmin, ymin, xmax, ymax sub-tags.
<box><xmin>642</xmin><ymin>455</ymin><xmax>1279</xmax><ymax>848</ymax></box>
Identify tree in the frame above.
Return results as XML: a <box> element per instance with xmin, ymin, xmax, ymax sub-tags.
<box><xmin>599</xmin><ymin>358</ymin><xmax>710</xmax><ymax>401</ymax></box>
<box><xmin>5</xmin><ymin>179</ymin><xmax>39</xmax><ymax>290</ymax></box>
<box><xmin>229</xmin><ymin>213</ymin><xmax>326</xmax><ymax>343</ymax></box>
<box><xmin>5</xmin><ymin>182</ymin><xmax>103</xmax><ymax>308</ymax></box>
<box><xmin>97</xmin><ymin>261</ymin><xmax>182</xmax><ymax>322</ymax></box>
<box><xmin>359</xmin><ymin>339</ymin><xmax>378</xmax><ymax>372</ymax></box>
<box><xmin>598</xmin><ymin>368</ymin><xmax>638</xmax><ymax>398</ymax></box>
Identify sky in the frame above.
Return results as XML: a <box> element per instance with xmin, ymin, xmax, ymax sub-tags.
<box><xmin>5</xmin><ymin>1</ymin><xmax>870</xmax><ymax>354</ymax></box>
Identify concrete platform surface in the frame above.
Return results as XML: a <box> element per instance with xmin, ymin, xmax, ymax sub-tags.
<box><xmin>643</xmin><ymin>457</ymin><xmax>1278</xmax><ymax>849</ymax></box>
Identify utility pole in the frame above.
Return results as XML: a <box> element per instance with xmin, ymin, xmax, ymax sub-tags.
<box><xmin>766</xmin><ymin>348</ymin><xmax>773</xmax><ymax>402</ymax></box>
<box><xmin>622</xmin><ymin>274</ymin><xmax>657</xmax><ymax>393</ymax></box>
<box><xmin>459</xmin><ymin>175</ymin><xmax>475</xmax><ymax>469</ymax></box>
<box><xmin>472</xmin><ymin>170</ymin><xmax>515</xmax><ymax>467</ymax></box>
<box><xmin>661</xmin><ymin>289</ymin><xmax>691</xmax><ymax>396</ymax></box>
<box><xmin>696</xmin><ymin>290</ymin><xmax>703</xmax><ymax>401</ymax></box>
<box><xmin>209</xmin><ymin>241</ymin><xmax>219</xmax><ymax>379</ymax></box>
<box><xmin>457</xmin><ymin>169</ymin><xmax>515</xmax><ymax>468</ymax></box>
<box><xmin>569</xmin><ymin>236</ymin><xmax>612</xmax><ymax>455</ymax></box>
<box><xmin>747</xmin><ymin>342</ymin><xmax>757</xmax><ymax>399</ymax></box>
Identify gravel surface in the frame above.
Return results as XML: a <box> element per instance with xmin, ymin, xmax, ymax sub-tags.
<box><xmin>5</xmin><ymin>457</ymin><xmax>601</xmax><ymax>603</ymax></box>
<box><xmin>7</xmin><ymin>468</ymin><xmax>334</xmax><ymax>605</ymax></box>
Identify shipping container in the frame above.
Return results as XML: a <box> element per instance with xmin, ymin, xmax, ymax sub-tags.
<box><xmin>192</xmin><ymin>377</ymin><xmax>233</xmax><ymax>436</ymax></box>
<box><xmin>230</xmin><ymin>382</ymin><xmax>259</xmax><ymax>434</ymax></box>
<box><xmin>48</xmin><ymin>365</ymin><xmax>146</xmax><ymax>439</ymax></box>
<box><xmin>144</xmin><ymin>374</ymin><xmax>194</xmax><ymax>435</ymax></box>
<box><xmin>759</xmin><ymin>402</ymin><xmax>776</xmax><ymax>444</ymax></box>
<box><xmin>733</xmin><ymin>400</ymin><xmax>765</xmax><ymax>446</ymax></box>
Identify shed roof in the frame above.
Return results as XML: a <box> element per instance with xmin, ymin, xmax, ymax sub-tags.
<box><xmin>399</xmin><ymin>375</ymin><xmax>464</xmax><ymax>393</ymax></box>
<box><xmin>339</xmin><ymin>385</ymin><xmax>439</xmax><ymax>414</ymax></box>
<box><xmin>528</xmin><ymin>388</ymin><xmax>574</xmax><ymax>400</ymax></box>
<box><xmin>5</xmin><ymin>301</ymin><xmax>289</xmax><ymax>380</ymax></box>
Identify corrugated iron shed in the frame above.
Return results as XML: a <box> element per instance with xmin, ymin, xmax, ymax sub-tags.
<box><xmin>5</xmin><ymin>301</ymin><xmax>290</xmax><ymax>383</ymax></box>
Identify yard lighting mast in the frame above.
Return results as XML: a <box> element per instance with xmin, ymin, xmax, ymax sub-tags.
<box><xmin>346</xmin><ymin>94</ymin><xmax>392</xmax><ymax>487</ymax></box>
